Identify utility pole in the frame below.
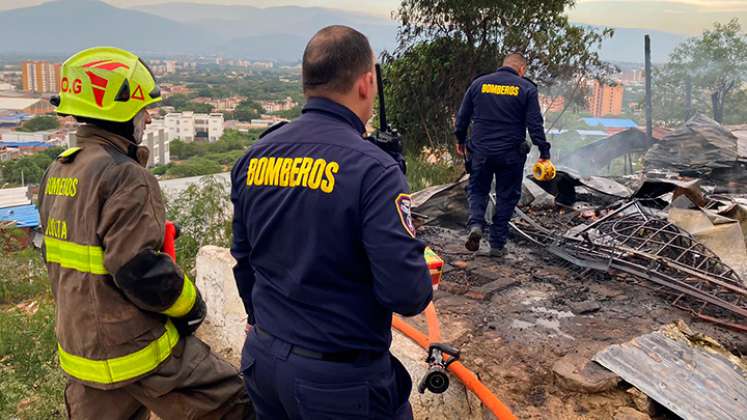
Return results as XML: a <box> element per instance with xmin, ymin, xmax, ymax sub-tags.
<box><xmin>685</xmin><ymin>77</ymin><xmax>693</xmax><ymax>120</ymax></box>
<box><xmin>645</xmin><ymin>35</ymin><xmax>653</xmax><ymax>139</ymax></box>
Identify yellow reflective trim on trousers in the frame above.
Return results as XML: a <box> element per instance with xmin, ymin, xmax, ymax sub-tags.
<box><xmin>57</xmin><ymin>321</ymin><xmax>179</xmax><ymax>384</ymax></box>
<box><xmin>44</xmin><ymin>236</ymin><xmax>108</xmax><ymax>275</ymax></box>
<box><xmin>161</xmin><ymin>274</ymin><xmax>197</xmax><ymax>318</ymax></box>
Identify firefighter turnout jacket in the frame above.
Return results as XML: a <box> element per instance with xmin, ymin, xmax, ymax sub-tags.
<box><xmin>38</xmin><ymin>125</ymin><xmax>200</xmax><ymax>389</ymax></box>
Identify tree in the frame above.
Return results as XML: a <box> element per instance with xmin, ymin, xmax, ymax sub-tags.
<box><xmin>231</xmin><ymin>100</ymin><xmax>263</xmax><ymax>122</ymax></box>
<box><xmin>16</xmin><ymin>115</ymin><xmax>59</xmax><ymax>132</ymax></box>
<box><xmin>384</xmin><ymin>0</ymin><xmax>613</xmax><ymax>152</ymax></box>
<box><xmin>653</xmin><ymin>19</ymin><xmax>747</xmax><ymax>124</ymax></box>
<box><xmin>164</xmin><ymin>176</ymin><xmax>231</xmax><ymax>273</ymax></box>
<box><xmin>0</xmin><ymin>156</ymin><xmax>44</xmax><ymax>185</ymax></box>
<box><xmin>165</xmin><ymin>158</ymin><xmax>222</xmax><ymax>178</ymax></box>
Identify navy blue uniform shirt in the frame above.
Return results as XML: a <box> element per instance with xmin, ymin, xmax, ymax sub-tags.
<box><xmin>454</xmin><ymin>66</ymin><xmax>551</xmax><ymax>159</ymax></box>
<box><xmin>230</xmin><ymin>97</ymin><xmax>433</xmax><ymax>353</ymax></box>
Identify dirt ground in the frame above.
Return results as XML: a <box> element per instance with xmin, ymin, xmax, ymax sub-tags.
<box><xmin>197</xmin><ymin>223</ymin><xmax>746</xmax><ymax>420</ymax></box>
<box><xmin>416</xmin><ymin>225</ymin><xmax>746</xmax><ymax>419</ymax></box>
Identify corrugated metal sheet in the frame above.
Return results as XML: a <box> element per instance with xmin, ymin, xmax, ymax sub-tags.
<box><xmin>0</xmin><ymin>204</ymin><xmax>39</xmax><ymax>228</ymax></box>
<box><xmin>593</xmin><ymin>323</ymin><xmax>747</xmax><ymax>420</ymax></box>
<box><xmin>0</xmin><ymin>187</ymin><xmax>31</xmax><ymax>208</ymax></box>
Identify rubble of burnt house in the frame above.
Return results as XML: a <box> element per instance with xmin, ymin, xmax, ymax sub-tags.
<box><xmin>402</xmin><ymin>114</ymin><xmax>747</xmax><ymax>418</ymax></box>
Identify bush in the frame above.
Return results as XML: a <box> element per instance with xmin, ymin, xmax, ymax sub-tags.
<box><xmin>165</xmin><ymin>158</ymin><xmax>223</xmax><ymax>178</ymax></box>
<box><xmin>164</xmin><ymin>176</ymin><xmax>231</xmax><ymax>273</ymax></box>
<box><xmin>16</xmin><ymin>115</ymin><xmax>59</xmax><ymax>132</ymax></box>
<box><xmin>0</xmin><ymin>148</ymin><xmax>64</xmax><ymax>185</ymax></box>
<box><xmin>204</xmin><ymin>150</ymin><xmax>245</xmax><ymax>166</ymax></box>
<box><xmin>0</xmin><ymin>246</ymin><xmax>48</xmax><ymax>304</ymax></box>
<box><xmin>406</xmin><ymin>155</ymin><xmax>462</xmax><ymax>192</ymax></box>
<box><xmin>0</xmin><ymin>239</ymin><xmax>65</xmax><ymax>418</ymax></box>
<box><xmin>151</xmin><ymin>163</ymin><xmax>172</xmax><ymax>176</ymax></box>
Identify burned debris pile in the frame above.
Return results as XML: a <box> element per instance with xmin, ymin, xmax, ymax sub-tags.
<box><xmin>413</xmin><ymin>170</ymin><xmax>747</xmax><ymax>333</ymax></box>
<box><xmin>644</xmin><ymin>113</ymin><xmax>740</xmax><ymax>174</ymax></box>
<box><xmin>511</xmin><ymin>198</ymin><xmax>747</xmax><ymax>332</ymax></box>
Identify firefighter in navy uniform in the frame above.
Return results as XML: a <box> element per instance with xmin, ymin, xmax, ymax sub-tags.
<box><xmin>230</xmin><ymin>26</ymin><xmax>433</xmax><ymax>420</ymax></box>
<box><xmin>455</xmin><ymin>53</ymin><xmax>552</xmax><ymax>257</ymax></box>
<box><xmin>39</xmin><ymin>47</ymin><xmax>252</xmax><ymax>420</ymax></box>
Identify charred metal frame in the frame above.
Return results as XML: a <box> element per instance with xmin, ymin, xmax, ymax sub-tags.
<box><xmin>505</xmin><ymin>199</ymin><xmax>747</xmax><ymax>332</ymax></box>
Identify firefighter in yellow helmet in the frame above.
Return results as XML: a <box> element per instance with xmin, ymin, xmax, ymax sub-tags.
<box><xmin>39</xmin><ymin>47</ymin><xmax>254</xmax><ymax>419</ymax></box>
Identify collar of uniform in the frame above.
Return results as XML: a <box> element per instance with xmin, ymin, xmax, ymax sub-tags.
<box><xmin>496</xmin><ymin>66</ymin><xmax>519</xmax><ymax>76</ymax></box>
<box><xmin>75</xmin><ymin>124</ymin><xmax>149</xmax><ymax>167</ymax></box>
<box><xmin>302</xmin><ymin>97</ymin><xmax>366</xmax><ymax>135</ymax></box>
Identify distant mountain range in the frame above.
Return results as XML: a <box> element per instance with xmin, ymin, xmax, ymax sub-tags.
<box><xmin>0</xmin><ymin>0</ymin><xmax>689</xmax><ymax>63</ymax></box>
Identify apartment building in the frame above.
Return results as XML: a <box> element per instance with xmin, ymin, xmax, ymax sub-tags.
<box><xmin>162</xmin><ymin>111</ymin><xmax>224</xmax><ymax>142</ymax></box>
<box><xmin>143</xmin><ymin>120</ymin><xmax>171</xmax><ymax>168</ymax></box>
<box><xmin>21</xmin><ymin>61</ymin><xmax>61</xmax><ymax>93</ymax></box>
<box><xmin>587</xmin><ymin>80</ymin><xmax>624</xmax><ymax>117</ymax></box>
<box><xmin>66</xmin><ymin>123</ymin><xmax>170</xmax><ymax>168</ymax></box>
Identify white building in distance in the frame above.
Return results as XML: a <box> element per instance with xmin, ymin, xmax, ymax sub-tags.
<box><xmin>67</xmin><ymin>123</ymin><xmax>170</xmax><ymax>169</ymax></box>
<box><xmin>143</xmin><ymin>120</ymin><xmax>171</xmax><ymax>168</ymax></box>
<box><xmin>162</xmin><ymin>111</ymin><xmax>224</xmax><ymax>143</ymax></box>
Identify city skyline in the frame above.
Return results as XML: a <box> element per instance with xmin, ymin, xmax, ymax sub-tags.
<box><xmin>0</xmin><ymin>0</ymin><xmax>745</xmax><ymax>35</ymax></box>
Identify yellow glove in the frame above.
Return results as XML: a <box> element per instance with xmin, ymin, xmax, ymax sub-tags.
<box><xmin>532</xmin><ymin>160</ymin><xmax>556</xmax><ymax>181</ymax></box>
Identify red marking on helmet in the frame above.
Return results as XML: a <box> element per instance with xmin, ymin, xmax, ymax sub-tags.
<box><xmin>83</xmin><ymin>60</ymin><xmax>130</xmax><ymax>71</ymax></box>
<box><xmin>85</xmin><ymin>71</ymin><xmax>109</xmax><ymax>107</ymax></box>
<box><xmin>78</xmin><ymin>59</ymin><xmax>131</xmax><ymax>107</ymax></box>
<box><xmin>92</xmin><ymin>88</ymin><xmax>106</xmax><ymax>108</ymax></box>
<box><xmin>83</xmin><ymin>59</ymin><xmax>110</xmax><ymax>68</ymax></box>
<box><xmin>96</xmin><ymin>62</ymin><xmax>129</xmax><ymax>71</ymax></box>
<box><xmin>85</xmin><ymin>71</ymin><xmax>108</xmax><ymax>89</ymax></box>
<box><xmin>131</xmin><ymin>85</ymin><xmax>145</xmax><ymax>100</ymax></box>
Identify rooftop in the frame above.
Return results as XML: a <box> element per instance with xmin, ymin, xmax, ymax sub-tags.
<box><xmin>582</xmin><ymin>117</ymin><xmax>638</xmax><ymax>129</ymax></box>
<box><xmin>0</xmin><ymin>186</ymin><xmax>31</xmax><ymax>208</ymax></box>
<box><xmin>0</xmin><ymin>97</ymin><xmax>44</xmax><ymax>111</ymax></box>
<box><xmin>0</xmin><ymin>204</ymin><xmax>39</xmax><ymax>228</ymax></box>
<box><xmin>0</xmin><ymin>141</ymin><xmax>52</xmax><ymax>148</ymax></box>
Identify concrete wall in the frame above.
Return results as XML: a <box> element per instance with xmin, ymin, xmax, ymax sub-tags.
<box><xmin>195</xmin><ymin>246</ymin><xmax>484</xmax><ymax>420</ymax></box>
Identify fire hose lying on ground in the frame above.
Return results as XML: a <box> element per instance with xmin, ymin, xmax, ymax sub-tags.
<box><xmin>392</xmin><ymin>248</ymin><xmax>518</xmax><ymax>420</ymax></box>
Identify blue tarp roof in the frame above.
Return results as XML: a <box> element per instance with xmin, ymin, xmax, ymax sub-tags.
<box><xmin>583</xmin><ymin>118</ymin><xmax>638</xmax><ymax>128</ymax></box>
<box><xmin>0</xmin><ymin>113</ymin><xmax>30</xmax><ymax>123</ymax></box>
<box><xmin>0</xmin><ymin>141</ymin><xmax>51</xmax><ymax>148</ymax></box>
<box><xmin>0</xmin><ymin>204</ymin><xmax>39</xmax><ymax>228</ymax></box>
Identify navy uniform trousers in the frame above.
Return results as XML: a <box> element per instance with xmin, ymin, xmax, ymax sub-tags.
<box><xmin>241</xmin><ymin>328</ymin><xmax>414</xmax><ymax>420</ymax></box>
<box><xmin>467</xmin><ymin>148</ymin><xmax>527</xmax><ymax>250</ymax></box>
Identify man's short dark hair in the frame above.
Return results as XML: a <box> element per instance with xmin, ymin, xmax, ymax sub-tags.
<box><xmin>503</xmin><ymin>52</ymin><xmax>527</xmax><ymax>69</ymax></box>
<box><xmin>302</xmin><ymin>25</ymin><xmax>374</xmax><ymax>95</ymax></box>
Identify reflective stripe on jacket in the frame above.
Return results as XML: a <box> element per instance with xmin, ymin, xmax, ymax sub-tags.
<box><xmin>38</xmin><ymin>125</ymin><xmax>192</xmax><ymax>389</ymax></box>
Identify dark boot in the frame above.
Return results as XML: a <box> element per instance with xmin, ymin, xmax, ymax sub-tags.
<box><xmin>465</xmin><ymin>226</ymin><xmax>482</xmax><ymax>252</ymax></box>
<box><xmin>489</xmin><ymin>247</ymin><xmax>507</xmax><ymax>258</ymax></box>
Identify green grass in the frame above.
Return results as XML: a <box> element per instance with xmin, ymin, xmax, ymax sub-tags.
<box><xmin>406</xmin><ymin>157</ymin><xmax>463</xmax><ymax>192</ymax></box>
<box><xmin>0</xmin><ymin>238</ymin><xmax>65</xmax><ymax>419</ymax></box>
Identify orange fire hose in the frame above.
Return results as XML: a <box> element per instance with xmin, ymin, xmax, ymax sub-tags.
<box><xmin>392</xmin><ymin>303</ymin><xmax>517</xmax><ymax>420</ymax></box>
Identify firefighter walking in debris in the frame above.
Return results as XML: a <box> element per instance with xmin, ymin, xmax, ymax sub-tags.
<box><xmin>39</xmin><ymin>47</ymin><xmax>253</xmax><ymax>420</ymax></box>
<box><xmin>455</xmin><ymin>53</ymin><xmax>553</xmax><ymax>257</ymax></box>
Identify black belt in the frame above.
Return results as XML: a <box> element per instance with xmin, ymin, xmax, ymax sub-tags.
<box><xmin>254</xmin><ymin>326</ymin><xmax>382</xmax><ymax>364</ymax></box>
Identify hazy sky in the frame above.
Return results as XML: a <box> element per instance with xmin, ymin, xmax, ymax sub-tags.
<box><xmin>1</xmin><ymin>0</ymin><xmax>745</xmax><ymax>34</ymax></box>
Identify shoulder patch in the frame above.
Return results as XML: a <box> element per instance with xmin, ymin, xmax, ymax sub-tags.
<box><xmin>395</xmin><ymin>193</ymin><xmax>416</xmax><ymax>238</ymax></box>
<box><xmin>57</xmin><ymin>147</ymin><xmax>82</xmax><ymax>163</ymax></box>
<box><xmin>259</xmin><ymin>121</ymin><xmax>289</xmax><ymax>139</ymax></box>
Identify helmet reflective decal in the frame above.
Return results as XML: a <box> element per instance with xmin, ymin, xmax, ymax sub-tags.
<box><xmin>82</xmin><ymin>60</ymin><xmax>130</xmax><ymax>107</ymax></box>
